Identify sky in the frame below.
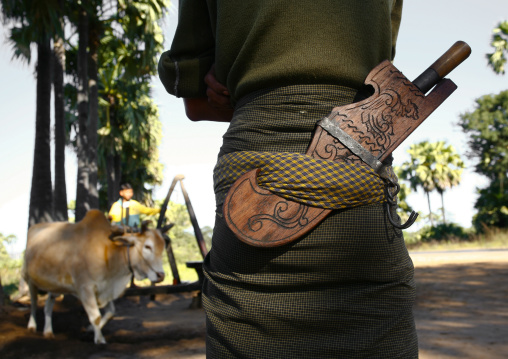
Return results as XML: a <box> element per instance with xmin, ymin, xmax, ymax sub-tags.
<box><xmin>1</xmin><ymin>1</ymin><xmax>508</xmax><ymax>256</ymax></box>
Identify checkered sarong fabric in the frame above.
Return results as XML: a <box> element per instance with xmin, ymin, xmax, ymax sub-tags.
<box><xmin>214</xmin><ymin>151</ymin><xmax>385</xmax><ymax>209</ymax></box>
<box><xmin>204</xmin><ymin>84</ymin><xmax>418</xmax><ymax>358</ymax></box>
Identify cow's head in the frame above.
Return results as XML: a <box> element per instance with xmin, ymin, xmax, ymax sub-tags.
<box><xmin>109</xmin><ymin>222</ymin><xmax>166</xmax><ymax>283</ymax></box>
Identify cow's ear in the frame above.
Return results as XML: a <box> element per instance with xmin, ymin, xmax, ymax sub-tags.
<box><xmin>109</xmin><ymin>235</ymin><xmax>136</xmax><ymax>247</ymax></box>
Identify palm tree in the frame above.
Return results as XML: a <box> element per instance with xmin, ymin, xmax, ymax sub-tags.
<box><xmin>87</xmin><ymin>9</ymin><xmax>103</xmax><ymax>211</ymax></box>
<box><xmin>433</xmin><ymin>143</ymin><xmax>465</xmax><ymax>224</ymax></box>
<box><xmin>1</xmin><ymin>0</ymin><xmax>63</xmax><ymax>227</ymax></box>
<box><xmin>399</xmin><ymin>141</ymin><xmax>465</xmax><ymax>226</ymax></box>
<box><xmin>74</xmin><ymin>4</ymin><xmax>91</xmax><ymax>222</ymax></box>
<box><xmin>53</xmin><ymin>0</ymin><xmax>68</xmax><ymax>221</ymax></box>
<box><xmin>400</xmin><ymin>142</ymin><xmax>437</xmax><ymax>226</ymax></box>
<box><xmin>393</xmin><ymin>166</ymin><xmax>417</xmax><ymax>225</ymax></box>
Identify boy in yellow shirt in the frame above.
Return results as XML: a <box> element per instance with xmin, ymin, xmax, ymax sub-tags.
<box><xmin>108</xmin><ymin>183</ymin><xmax>160</xmax><ymax>228</ymax></box>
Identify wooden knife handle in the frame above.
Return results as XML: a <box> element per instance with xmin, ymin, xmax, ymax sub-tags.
<box><xmin>413</xmin><ymin>41</ymin><xmax>471</xmax><ymax>93</ymax></box>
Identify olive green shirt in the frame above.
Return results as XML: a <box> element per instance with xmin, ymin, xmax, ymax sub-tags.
<box><xmin>158</xmin><ymin>0</ymin><xmax>403</xmax><ymax>105</ymax></box>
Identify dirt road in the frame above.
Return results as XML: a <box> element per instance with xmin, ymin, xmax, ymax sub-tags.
<box><xmin>411</xmin><ymin>249</ymin><xmax>508</xmax><ymax>359</ymax></box>
<box><xmin>0</xmin><ymin>249</ymin><xmax>506</xmax><ymax>358</ymax></box>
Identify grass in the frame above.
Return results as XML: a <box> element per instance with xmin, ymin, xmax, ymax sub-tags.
<box><xmin>405</xmin><ymin>226</ymin><xmax>508</xmax><ymax>251</ymax></box>
<box><xmin>0</xmin><ymin>258</ymin><xmax>23</xmax><ymax>302</ymax></box>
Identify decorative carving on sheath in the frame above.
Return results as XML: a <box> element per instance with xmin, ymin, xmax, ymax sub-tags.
<box><xmin>248</xmin><ymin>202</ymin><xmax>309</xmax><ymax>231</ymax></box>
<box><xmin>354</xmin><ymin>88</ymin><xmax>419</xmax><ymax>156</ymax></box>
<box><xmin>311</xmin><ymin>70</ymin><xmax>422</xmax><ymax>163</ymax></box>
<box><xmin>311</xmin><ymin>118</ymin><xmax>363</xmax><ymax>164</ymax></box>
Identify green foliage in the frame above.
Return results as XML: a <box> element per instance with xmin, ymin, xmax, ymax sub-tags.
<box><xmin>405</xmin><ymin>225</ymin><xmax>508</xmax><ymax>251</ymax></box>
<box><xmin>487</xmin><ymin>21</ymin><xmax>508</xmax><ymax>74</ymax></box>
<box><xmin>413</xmin><ymin>223</ymin><xmax>469</xmax><ymax>243</ymax></box>
<box><xmin>392</xmin><ymin>166</ymin><xmax>418</xmax><ymax>225</ymax></box>
<box><xmin>460</xmin><ymin>91</ymin><xmax>508</xmax><ymax>229</ymax></box>
<box><xmin>0</xmin><ymin>0</ymin><xmax>64</xmax><ymax>63</ymax></box>
<box><xmin>472</xmin><ymin>180</ymin><xmax>508</xmax><ymax>232</ymax></box>
<box><xmin>459</xmin><ymin>91</ymin><xmax>508</xmax><ymax>180</ymax></box>
<box><xmin>53</xmin><ymin>0</ymin><xmax>170</xmax><ymax>208</ymax></box>
<box><xmin>94</xmin><ymin>1</ymin><xmax>168</xmax><ymax>207</ymax></box>
<box><xmin>0</xmin><ymin>233</ymin><xmax>22</xmax><ymax>300</ymax></box>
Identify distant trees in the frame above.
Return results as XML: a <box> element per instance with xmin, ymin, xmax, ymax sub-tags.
<box><xmin>1</xmin><ymin>0</ymin><xmax>169</xmax><ymax>226</ymax></box>
<box><xmin>459</xmin><ymin>91</ymin><xmax>508</xmax><ymax>230</ymax></box>
<box><xmin>0</xmin><ymin>233</ymin><xmax>21</xmax><ymax>304</ymax></box>
<box><xmin>94</xmin><ymin>0</ymin><xmax>167</xmax><ymax>209</ymax></box>
<box><xmin>392</xmin><ymin>166</ymin><xmax>416</xmax><ymax>225</ymax></box>
<box><xmin>398</xmin><ymin>141</ymin><xmax>464</xmax><ymax>227</ymax></box>
<box><xmin>449</xmin><ymin>21</ymin><xmax>508</xmax><ymax>231</ymax></box>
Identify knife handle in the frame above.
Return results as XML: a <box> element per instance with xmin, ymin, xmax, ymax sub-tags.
<box><xmin>413</xmin><ymin>41</ymin><xmax>471</xmax><ymax>94</ymax></box>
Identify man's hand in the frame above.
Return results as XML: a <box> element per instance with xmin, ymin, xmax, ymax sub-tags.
<box><xmin>183</xmin><ymin>64</ymin><xmax>233</xmax><ymax>122</ymax></box>
<box><xmin>205</xmin><ymin>65</ymin><xmax>232</xmax><ymax>110</ymax></box>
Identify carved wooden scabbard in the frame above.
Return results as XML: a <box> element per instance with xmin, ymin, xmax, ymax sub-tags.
<box><xmin>223</xmin><ymin>41</ymin><xmax>471</xmax><ymax>248</ymax></box>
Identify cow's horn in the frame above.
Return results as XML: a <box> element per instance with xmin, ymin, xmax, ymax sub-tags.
<box><xmin>109</xmin><ymin>225</ymin><xmax>126</xmax><ymax>239</ymax></box>
<box><xmin>140</xmin><ymin>220</ymin><xmax>151</xmax><ymax>233</ymax></box>
<box><xmin>160</xmin><ymin>223</ymin><xmax>175</xmax><ymax>234</ymax></box>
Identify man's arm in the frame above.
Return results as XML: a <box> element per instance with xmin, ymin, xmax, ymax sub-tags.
<box><xmin>132</xmin><ymin>201</ymin><xmax>161</xmax><ymax>216</ymax></box>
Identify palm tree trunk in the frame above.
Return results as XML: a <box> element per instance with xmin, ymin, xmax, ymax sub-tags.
<box><xmin>106</xmin><ymin>153</ymin><xmax>122</xmax><ymax>209</ymax></box>
<box><xmin>28</xmin><ymin>34</ymin><xmax>53</xmax><ymax>228</ymax></box>
<box><xmin>87</xmin><ymin>23</ymin><xmax>99</xmax><ymax>210</ymax></box>
<box><xmin>106</xmin><ymin>101</ymin><xmax>122</xmax><ymax>210</ymax></box>
<box><xmin>426</xmin><ymin>191</ymin><xmax>434</xmax><ymax>227</ymax></box>
<box><xmin>75</xmin><ymin>8</ymin><xmax>90</xmax><ymax>222</ymax></box>
<box><xmin>0</xmin><ymin>275</ymin><xmax>5</xmax><ymax>306</ymax></box>
<box><xmin>440</xmin><ymin>191</ymin><xmax>446</xmax><ymax>224</ymax></box>
<box><xmin>53</xmin><ymin>28</ymin><xmax>68</xmax><ymax>222</ymax></box>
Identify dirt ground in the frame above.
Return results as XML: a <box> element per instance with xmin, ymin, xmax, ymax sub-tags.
<box><xmin>411</xmin><ymin>249</ymin><xmax>508</xmax><ymax>359</ymax></box>
<box><xmin>1</xmin><ymin>249</ymin><xmax>507</xmax><ymax>358</ymax></box>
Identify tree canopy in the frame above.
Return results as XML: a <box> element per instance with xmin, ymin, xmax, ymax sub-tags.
<box><xmin>459</xmin><ymin>90</ymin><xmax>508</xmax><ymax>230</ymax></box>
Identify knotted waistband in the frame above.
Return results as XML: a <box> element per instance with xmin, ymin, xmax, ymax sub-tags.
<box><xmin>214</xmin><ymin>151</ymin><xmax>386</xmax><ymax>210</ymax></box>
<box><xmin>213</xmin><ymin>84</ymin><xmax>394</xmax><ymax>212</ymax></box>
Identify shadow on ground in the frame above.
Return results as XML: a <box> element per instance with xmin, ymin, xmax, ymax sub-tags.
<box><xmin>414</xmin><ymin>262</ymin><xmax>508</xmax><ymax>359</ymax></box>
<box><xmin>2</xmin><ymin>259</ymin><xmax>507</xmax><ymax>358</ymax></box>
<box><xmin>0</xmin><ymin>292</ymin><xmax>206</xmax><ymax>359</ymax></box>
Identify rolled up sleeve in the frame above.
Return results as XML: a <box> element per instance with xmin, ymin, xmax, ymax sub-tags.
<box><xmin>158</xmin><ymin>0</ymin><xmax>215</xmax><ymax>98</ymax></box>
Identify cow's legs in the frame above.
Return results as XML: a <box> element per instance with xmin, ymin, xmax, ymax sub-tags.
<box><xmin>86</xmin><ymin>301</ymin><xmax>115</xmax><ymax>332</ymax></box>
<box><xmin>79</xmin><ymin>287</ymin><xmax>106</xmax><ymax>344</ymax></box>
<box><xmin>27</xmin><ymin>281</ymin><xmax>38</xmax><ymax>332</ymax></box>
<box><xmin>99</xmin><ymin>301</ymin><xmax>115</xmax><ymax>329</ymax></box>
<box><xmin>43</xmin><ymin>293</ymin><xmax>57</xmax><ymax>338</ymax></box>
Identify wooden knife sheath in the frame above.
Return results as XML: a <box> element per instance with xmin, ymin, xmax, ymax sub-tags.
<box><xmin>223</xmin><ymin>41</ymin><xmax>471</xmax><ymax>248</ymax></box>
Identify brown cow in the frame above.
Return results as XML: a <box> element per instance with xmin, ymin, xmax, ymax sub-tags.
<box><xmin>22</xmin><ymin>209</ymin><xmax>166</xmax><ymax>344</ymax></box>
